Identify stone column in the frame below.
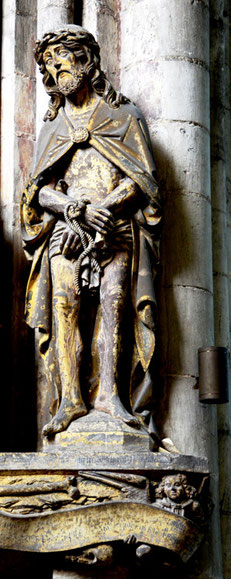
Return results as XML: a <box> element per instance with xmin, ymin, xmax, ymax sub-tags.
<box><xmin>35</xmin><ymin>0</ymin><xmax>75</xmax><ymax>445</ymax></box>
<box><xmin>1</xmin><ymin>0</ymin><xmax>37</xmax><ymax>450</ymax></box>
<box><xmin>120</xmin><ymin>0</ymin><xmax>222</xmax><ymax>576</ymax></box>
<box><xmin>83</xmin><ymin>0</ymin><xmax>120</xmax><ymax>89</ymax></box>
<box><xmin>213</xmin><ymin>2</ymin><xmax>231</xmax><ymax>577</ymax></box>
<box><xmin>36</xmin><ymin>0</ymin><xmax>75</xmax><ymax>135</ymax></box>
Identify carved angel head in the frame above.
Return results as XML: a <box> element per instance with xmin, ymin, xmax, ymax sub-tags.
<box><xmin>155</xmin><ymin>474</ymin><xmax>197</xmax><ymax>503</ymax></box>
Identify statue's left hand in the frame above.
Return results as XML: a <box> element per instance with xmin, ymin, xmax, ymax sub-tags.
<box><xmin>85</xmin><ymin>205</ymin><xmax>114</xmax><ymax>234</ymax></box>
<box><xmin>59</xmin><ymin>226</ymin><xmax>81</xmax><ymax>255</ymax></box>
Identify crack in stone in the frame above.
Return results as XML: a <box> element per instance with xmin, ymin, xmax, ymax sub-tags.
<box><xmin>166</xmin><ymin>189</ymin><xmax>211</xmax><ymax>203</ymax></box>
<box><xmin>163</xmin><ymin>55</ymin><xmax>209</xmax><ymax>72</ymax></box>
<box><xmin>163</xmin><ymin>284</ymin><xmax>213</xmax><ymax>295</ymax></box>
<box><xmin>16</xmin><ymin>131</ymin><xmax>36</xmax><ymax>140</ymax></box>
<box><xmin>151</xmin><ymin>118</ymin><xmax>210</xmax><ymax>134</ymax></box>
<box><xmin>213</xmin><ymin>271</ymin><xmax>229</xmax><ymax>279</ymax></box>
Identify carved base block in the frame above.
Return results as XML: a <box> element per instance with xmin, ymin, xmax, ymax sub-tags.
<box><xmin>43</xmin><ymin>411</ymin><xmax>153</xmax><ymax>453</ymax></box>
<box><xmin>0</xmin><ymin>449</ymin><xmax>210</xmax><ymax>574</ymax></box>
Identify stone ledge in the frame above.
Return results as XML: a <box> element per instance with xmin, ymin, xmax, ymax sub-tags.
<box><xmin>0</xmin><ymin>451</ymin><xmax>209</xmax><ymax>473</ymax></box>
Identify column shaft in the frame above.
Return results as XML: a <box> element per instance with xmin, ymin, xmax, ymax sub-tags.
<box><xmin>1</xmin><ymin>0</ymin><xmax>37</xmax><ymax>449</ymax></box>
<box><xmin>36</xmin><ymin>0</ymin><xmax>74</xmax><ymax>135</ymax></box>
<box><xmin>214</xmin><ymin>2</ymin><xmax>231</xmax><ymax>577</ymax></box>
<box><xmin>120</xmin><ymin>1</ymin><xmax>222</xmax><ymax>576</ymax></box>
<box><xmin>83</xmin><ymin>0</ymin><xmax>120</xmax><ymax>89</ymax></box>
<box><xmin>35</xmin><ymin>0</ymin><xmax>75</xmax><ymax>445</ymax></box>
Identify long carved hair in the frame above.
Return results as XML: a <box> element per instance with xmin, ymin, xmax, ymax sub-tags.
<box><xmin>34</xmin><ymin>26</ymin><xmax>128</xmax><ymax>121</ymax></box>
<box><xmin>155</xmin><ymin>474</ymin><xmax>197</xmax><ymax>500</ymax></box>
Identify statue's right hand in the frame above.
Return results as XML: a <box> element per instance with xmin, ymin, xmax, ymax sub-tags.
<box><xmin>59</xmin><ymin>226</ymin><xmax>80</xmax><ymax>255</ymax></box>
<box><xmin>85</xmin><ymin>205</ymin><xmax>114</xmax><ymax>235</ymax></box>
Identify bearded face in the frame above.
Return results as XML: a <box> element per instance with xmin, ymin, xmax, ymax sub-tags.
<box><xmin>56</xmin><ymin>68</ymin><xmax>85</xmax><ymax>96</ymax></box>
<box><xmin>43</xmin><ymin>43</ymin><xmax>85</xmax><ymax>96</ymax></box>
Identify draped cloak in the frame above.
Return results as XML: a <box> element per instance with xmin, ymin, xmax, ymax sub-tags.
<box><xmin>20</xmin><ymin>98</ymin><xmax>161</xmax><ymax>431</ymax></box>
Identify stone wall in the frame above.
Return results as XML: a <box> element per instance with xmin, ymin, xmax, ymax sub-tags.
<box><xmin>1</xmin><ymin>0</ymin><xmax>37</xmax><ymax>450</ymax></box>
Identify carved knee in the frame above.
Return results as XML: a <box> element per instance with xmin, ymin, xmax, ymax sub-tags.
<box><xmin>53</xmin><ymin>291</ymin><xmax>79</xmax><ymax>315</ymax></box>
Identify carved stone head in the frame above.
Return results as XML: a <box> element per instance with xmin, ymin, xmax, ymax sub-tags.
<box><xmin>155</xmin><ymin>474</ymin><xmax>196</xmax><ymax>504</ymax></box>
<box><xmin>34</xmin><ymin>25</ymin><xmax>126</xmax><ymax>121</ymax></box>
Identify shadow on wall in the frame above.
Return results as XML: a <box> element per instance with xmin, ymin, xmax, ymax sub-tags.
<box><xmin>0</xmin><ymin>227</ymin><xmax>37</xmax><ymax>452</ymax></box>
<box><xmin>152</xmin><ymin>133</ymin><xmax>202</xmax><ymax>440</ymax></box>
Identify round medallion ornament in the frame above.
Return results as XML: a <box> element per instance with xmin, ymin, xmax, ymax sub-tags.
<box><xmin>70</xmin><ymin>127</ymin><xmax>89</xmax><ymax>143</ymax></box>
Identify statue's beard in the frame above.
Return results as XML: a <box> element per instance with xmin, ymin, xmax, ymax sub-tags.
<box><xmin>56</xmin><ymin>69</ymin><xmax>85</xmax><ymax>96</ymax></box>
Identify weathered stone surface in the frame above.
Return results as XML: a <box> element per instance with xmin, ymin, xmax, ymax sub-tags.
<box><xmin>218</xmin><ymin>411</ymin><xmax>231</xmax><ymax>576</ymax></box>
<box><xmin>158</xmin><ymin>375</ymin><xmax>217</xmax><ymax>457</ymax></box>
<box><xmin>14</xmin><ymin>136</ymin><xmax>35</xmax><ymax>192</ymax></box>
<box><xmin>1</xmin><ymin>13</ymin><xmax>15</xmax><ymax>77</ymax></box>
<box><xmin>158</xmin><ymin>285</ymin><xmax>214</xmax><ymax>377</ymax></box>
<box><xmin>15</xmin><ymin>75</ymin><xmax>36</xmax><ymax>136</ymax></box>
<box><xmin>1</xmin><ymin>0</ymin><xmax>37</xmax><ymax>452</ymax></box>
<box><xmin>0</xmin><ymin>451</ymin><xmax>209</xmax><ymax>473</ymax></box>
<box><xmin>16</xmin><ymin>0</ymin><xmax>37</xmax><ymax>15</ymax></box>
<box><xmin>1</xmin><ymin>83</ymin><xmax>15</xmax><ymax>238</ymax></box>
<box><xmin>2</xmin><ymin>0</ymin><xmax>15</xmax><ymax>16</ymax></box>
<box><xmin>121</xmin><ymin>60</ymin><xmax>210</xmax><ymax>129</ymax></box>
<box><xmin>0</xmin><ymin>502</ymin><xmax>204</xmax><ymax>561</ymax></box>
<box><xmin>1</xmin><ymin>1</ymin><xmax>229</xmax><ymax>576</ymax></box>
<box><xmin>212</xmin><ymin>209</ymin><xmax>228</xmax><ymax>275</ymax></box>
<box><xmin>211</xmin><ymin>160</ymin><xmax>227</xmax><ymax>211</ymax></box>
<box><xmin>210</xmin><ymin>4</ymin><xmax>231</xmax><ymax>577</ymax></box>
<box><xmin>160</xmin><ymin>192</ymin><xmax>213</xmax><ymax>290</ymax></box>
<box><xmin>121</xmin><ymin>0</ymin><xmax>209</xmax><ymax>68</ymax></box>
<box><xmin>15</xmin><ymin>14</ymin><xmax>36</xmax><ymax>77</ymax></box>
<box><xmin>37</xmin><ymin>0</ymin><xmax>74</xmax><ymax>25</ymax></box>
<box><xmin>149</xmin><ymin>121</ymin><xmax>210</xmax><ymax>195</ymax></box>
<box><xmin>43</xmin><ymin>411</ymin><xmax>153</xmax><ymax>453</ymax></box>
<box><xmin>83</xmin><ymin>0</ymin><xmax>120</xmax><ymax>88</ymax></box>
<box><xmin>36</xmin><ymin>0</ymin><xmax>74</xmax><ymax>135</ymax></box>
<box><xmin>213</xmin><ymin>276</ymin><xmax>230</xmax><ymax>347</ymax></box>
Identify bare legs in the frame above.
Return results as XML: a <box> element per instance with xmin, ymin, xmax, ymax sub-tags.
<box><xmin>43</xmin><ymin>255</ymin><xmax>87</xmax><ymax>436</ymax></box>
<box><xmin>94</xmin><ymin>251</ymin><xmax>139</xmax><ymax>426</ymax></box>
<box><xmin>43</xmin><ymin>250</ymin><xmax>138</xmax><ymax>437</ymax></box>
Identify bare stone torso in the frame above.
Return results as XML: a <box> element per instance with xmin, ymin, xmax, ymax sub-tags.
<box><xmin>64</xmin><ymin>144</ymin><xmax>123</xmax><ymax>203</ymax></box>
<box><xmin>49</xmin><ymin>99</ymin><xmax>129</xmax><ymax>258</ymax></box>
<box><xmin>49</xmin><ymin>144</ymin><xmax>126</xmax><ymax>258</ymax></box>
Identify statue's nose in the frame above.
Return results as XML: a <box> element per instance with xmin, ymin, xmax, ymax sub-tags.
<box><xmin>54</xmin><ymin>62</ymin><xmax>62</xmax><ymax>70</ymax></box>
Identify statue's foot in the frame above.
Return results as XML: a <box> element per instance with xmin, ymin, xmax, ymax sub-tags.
<box><xmin>43</xmin><ymin>399</ymin><xmax>87</xmax><ymax>437</ymax></box>
<box><xmin>94</xmin><ymin>396</ymin><xmax>139</xmax><ymax>427</ymax></box>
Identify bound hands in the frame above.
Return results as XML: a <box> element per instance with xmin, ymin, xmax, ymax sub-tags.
<box><xmin>59</xmin><ymin>204</ymin><xmax>114</xmax><ymax>255</ymax></box>
<box><xmin>85</xmin><ymin>204</ymin><xmax>114</xmax><ymax>235</ymax></box>
<box><xmin>59</xmin><ymin>227</ymin><xmax>81</xmax><ymax>255</ymax></box>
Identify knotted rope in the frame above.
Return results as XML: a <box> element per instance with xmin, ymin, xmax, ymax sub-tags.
<box><xmin>64</xmin><ymin>201</ymin><xmax>101</xmax><ymax>295</ymax></box>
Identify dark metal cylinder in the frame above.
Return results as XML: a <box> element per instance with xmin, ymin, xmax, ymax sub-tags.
<box><xmin>198</xmin><ymin>346</ymin><xmax>229</xmax><ymax>404</ymax></box>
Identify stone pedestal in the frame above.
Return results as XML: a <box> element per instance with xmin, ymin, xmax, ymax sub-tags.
<box><xmin>0</xmin><ymin>420</ymin><xmax>209</xmax><ymax>575</ymax></box>
<box><xmin>43</xmin><ymin>411</ymin><xmax>153</xmax><ymax>453</ymax></box>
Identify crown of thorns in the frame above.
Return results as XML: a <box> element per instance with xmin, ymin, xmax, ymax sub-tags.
<box><xmin>34</xmin><ymin>27</ymin><xmax>100</xmax><ymax>72</ymax></box>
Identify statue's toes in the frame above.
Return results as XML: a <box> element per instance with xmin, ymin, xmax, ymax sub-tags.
<box><xmin>122</xmin><ymin>413</ymin><xmax>140</xmax><ymax>427</ymax></box>
<box><xmin>112</xmin><ymin>401</ymin><xmax>140</xmax><ymax>427</ymax></box>
<box><xmin>42</xmin><ymin>417</ymin><xmax>65</xmax><ymax>437</ymax></box>
<box><xmin>42</xmin><ymin>420</ymin><xmax>56</xmax><ymax>437</ymax></box>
